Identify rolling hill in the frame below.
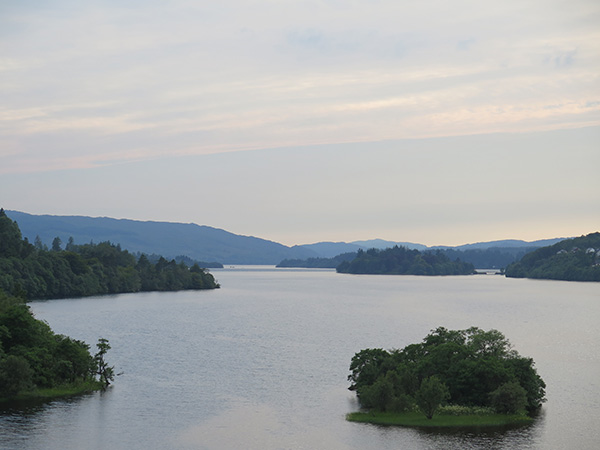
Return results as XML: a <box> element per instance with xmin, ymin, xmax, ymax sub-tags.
<box><xmin>6</xmin><ymin>211</ymin><xmax>317</xmax><ymax>265</ymax></box>
<box><xmin>6</xmin><ymin>210</ymin><xmax>570</xmax><ymax>266</ymax></box>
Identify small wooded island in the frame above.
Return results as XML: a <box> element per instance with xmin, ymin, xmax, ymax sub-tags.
<box><xmin>337</xmin><ymin>246</ymin><xmax>475</xmax><ymax>275</ymax></box>
<box><xmin>347</xmin><ymin>327</ymin><xmax>546</xmax><ymax>427</ymax></box>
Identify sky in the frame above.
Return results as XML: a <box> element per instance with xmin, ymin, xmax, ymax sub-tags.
<box><xmin>1</xmin><ymin>0</ymin><xmax>599</xmax><ymax>247</ymax></box>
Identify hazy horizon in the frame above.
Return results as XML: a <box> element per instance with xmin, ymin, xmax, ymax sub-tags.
<box><xmin>5</xmin><ymin>207</ymin><xmax>580</xmax><ymax>249</ymax></box>
<box><xmin>2</xmin><ymin>1</ymin><xmax>599</xmax><ymax>247</ymax></box>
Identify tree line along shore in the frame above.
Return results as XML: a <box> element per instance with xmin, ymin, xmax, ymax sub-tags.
<box><xmin>280</xmin><ymin>232</ymin><xmax>600</xmax><ymax>282</ymax></box>
<box><xmin>0</xmin><ymin>208</ymin><xmax>218</xmax><ymax>402</ymax></box>
<box><xmin>0</xmin><ymin>209</ymin><xmax>219</xmax><ymax>301</ymax></box>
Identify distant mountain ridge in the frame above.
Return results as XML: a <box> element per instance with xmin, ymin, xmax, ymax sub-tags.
<box><xmin>430</xmin><ymin>238</ymin><xmax>566</xmax><ymax>251</ymax></box>
<box><xmin>352</xmin><ymin>239</ymin><xmax>428</xmax><ymax>251</ymax></box>
<box><xmin>295</xmin><ymin>237</ymin><xmax>566</xmax><ymax>259</ymax></box>
<box><xmin>6</xmin><ymin>211</ymin><xmax>317</xmax><ymax>265</ymax></box>
<box><xmin>295</xmin><ymin>240</ymin><xmax>427</xmax><ymax>258</ymax></box>
<box><xmin>6</xmin><ymin>210</ymin><xmax>568</xmax><ymax>265</ymax></box>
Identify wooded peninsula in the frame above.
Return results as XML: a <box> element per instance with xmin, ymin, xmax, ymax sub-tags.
<box><xmin>505</xmin><ymin>232</ymin><xmax>600</xmax><ymax>281</ymax></box>
<box><xmin>0</xmin><ymin>209</ymin><xmax>219</xmax><ymax>300</ymax></box>
<box><xmin>0</xmin><ymin>207</ymin><xmax>221</xmax><ymax>401</ymax></box>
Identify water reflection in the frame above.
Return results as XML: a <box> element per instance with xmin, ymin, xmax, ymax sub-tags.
<box><xmin>176</xmin><ymin>401</ymin><xmax>353</xmax><ymax>450</ymax></box>
<box><xmin>346</xmin><ymin>412</ymin><xmax>544</xmax><ymax>450</ymax></box>
<box><xmin>414</xmin><ymin>415</ymin><xmax>544</xmax><ymax>450</ymax></box>
<box><xmin>2</xmin><ymin>271</ymin><xmax>598</xmax><ymax>449</ymax></box>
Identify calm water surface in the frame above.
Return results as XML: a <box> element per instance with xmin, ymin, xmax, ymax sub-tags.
<box><xmin>1</xmin><ymin>267</ymin><xmax>598</xmax><ymax>449</ymax></box>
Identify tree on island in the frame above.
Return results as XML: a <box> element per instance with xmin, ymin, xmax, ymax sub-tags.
<box><xmin>489</xmin><ymin>381</ymin><xmax>528</xmax><ymax>414</ymax></box>
<box><xmin>337</xmin><ymin>246</ymin><xmax>475</xmax><ymax>275</ymax></box>
<box><xmin>348</xmin><ymin>327</ymin><xmax>545</xmax><ymax>419</ymax></box>
<box><xmin>416</xmin><ymin>376</ymin><xmax>450</xmax><ymax>419</ymax></box>
<box><xmin>94</xmin><ymin>338</ymin><xmax>115</xmax><ymax>387</ymax></box>
<box><xmin>277</xmin><ymin>252</ymin><xmax>357</xmax><ymax>268</ymax></box>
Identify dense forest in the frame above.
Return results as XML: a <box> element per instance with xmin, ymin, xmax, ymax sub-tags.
<box><xmin>434</xmin><ymin>247</ymin><xmax>536</xmax><ymax>270</ymax></box>
<box><xmin>349</xmin><ymin>327</ymin><xmax>546</xmax><ymax>418</ymax></box>
<box><xmin>277</xmin><ymin>252</ymin><xmax>357</xmax><ymax>268</ymax></box>
<box><xmin>279</xmin><ymin>247</ymin><xmax>534</xmax><ymax>270</ymax></box>
<box><xmin>145</xmin><ymin>254</ymin><xmax>223</xmax><ymax>269</ymax></box>
<box><xmin>505</xmin><ymin>232</ymin><xmax>600</xmax><ymax>281</ymax></box>
<box><xmin>337</xmin><ymin>246</ymin><xmax>475</xmax><ymax>275</ymax></box>
<box><xmin>0</xmin><ymin>289</ymin><xmax>112</xmax><ymax>399</ymax></box>
<box><xmin>0</xmin><ymin>209</ymin><xmax>219</xmax><ymax>300</ymax></box>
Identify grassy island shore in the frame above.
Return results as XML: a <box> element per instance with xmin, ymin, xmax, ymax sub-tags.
<box><xmin>346</xmin><ymin>411</ymin><xmax>533</xmax><ymax>427</ymax></box>
<box><xmin>0</xmin><ymin>380</ymin><xmax>105</xmax><ymax>404</ymax></box>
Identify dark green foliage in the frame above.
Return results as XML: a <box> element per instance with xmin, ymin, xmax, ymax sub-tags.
<box><xmin>337</xmin><ymin>246</ymin><xmax>475</xmax><ymax>275</ymax></box>
<box><xmin>505</xmin><ymin>232</ymin><xmax>600</xmax><ymax>281</ymax></box>
<box><xmin>349</xmin><ymin>327</ymin><xmax>545</xmax><ymax>418</ymax></box>
<box><xmin>169</xmin><ymin>254</ymin><xmax>223</xmax><ymax>269</ymax></box>
<box><xmin>54</xmin><ymin>335</ymin><xmax>95</xmax><ymax>383</ymax></box>
<box><xmin>0</xmin><ymin>355</ymin><xmax>33</xmax><ymax>397</ymax></box>
<box><xmin>0</xmin><ymin>209</ymin><xmax>30</xmax><ymax>259</ymax></box>
<box><xmin>490</xmin><ymin>381</ymin><xmax>528</xmax><ymax>414</ymax></box>
<box><xmin>359</xmin><ymin>370</ymin><xmax>415</xmax><ymax>413</ymax></box>
<box><xmin>0</xmin><ymin>289</ymin><xmax>102</xmax><ymax>398</ymax></box>
<box><xmin>416</xmin><ymin>376</ymin><xmax>450</xmax><ymax>419</ymax></box>
<box><xmin>93</xmin><ymin>338</ymin><xmax>114</xmax><ymax>387</ymax></box>
<box><xmin>348</xmin><ymin>348</ymin><xmax>393</xmax><ymax>393</ymax></box>
<box><xmin>504</xmin><ymin>356</ymin><xmax>547</xmax><ymax>414</ymax></box>
<box><xmin>0</xmin><ymin>211</ymin><xmax>219</xmax><ymax>300</ymax></box>
<box><xmin>359</xmin><ymin>375</ymin><xmax>395</xmax><ymax>412</ymax></box>
<box><xmin>51</xmin><ymin>237</ymin><xmax>62</xmax><ymax>252</ymax></box>
<box><xmin>435</xmin><ymin>247</ymin><xmax>537</xmax><ymax>270</ymax></box>
<box><xmin>277</xmin><ymin>252</ymin><xmax>357</xmax><ymax>268</ymax></box>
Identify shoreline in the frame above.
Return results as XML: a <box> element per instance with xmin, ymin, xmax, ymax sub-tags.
<box><xmin>0</xmin><ymin>380</ymin><xmax>105</xmax><ymax>404</ymax></box>
<box><xmin>346</xmin><ymin>411</ymin><xmax>534</xmax><ymax>428</ymax></box>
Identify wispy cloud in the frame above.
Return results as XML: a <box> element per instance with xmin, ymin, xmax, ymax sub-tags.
<box><xmin>1</xmin><ymin>0</ymin><xmax>599</xmax><ymax>174</ymax></box>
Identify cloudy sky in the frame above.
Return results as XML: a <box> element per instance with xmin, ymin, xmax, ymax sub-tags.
<box><xmin>1</xmin><ymin>0</ymin><xmax>599</xmax><ymax>246</ymax></box>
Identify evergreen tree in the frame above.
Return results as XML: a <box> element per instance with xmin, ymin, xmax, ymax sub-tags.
<box><xmin>51</xmin><ymin>237</ymin><xmax>63</xmax><ymax>252</ymax></box>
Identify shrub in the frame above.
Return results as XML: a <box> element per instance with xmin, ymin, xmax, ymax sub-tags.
<box><xmin>490</xmin><ymin>381</ymin><xmax>528</xmax><ymax>414</ymax></box>
<box><xmin>0</xmin><ymin>355</ymin><xmax>33</xmax><ymax>396</ymax></box>
<box><xmin>438</xmin><ymin>404</ymin><xmax>495</xmax><ymax>416</ymax></box>
<box><xmin>416</xmin><ymin>376</ymin><xmax>450</xmax><ymax>419</ymax></box>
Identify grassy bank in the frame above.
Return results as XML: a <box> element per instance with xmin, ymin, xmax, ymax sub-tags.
<box><xmin>346</xmin><ymin>411</ymin><xmax>533</xmax><ymax>427</ymax></box>
<box><xmin>0</xmin><ymin>380</ymin><xmax>105</xmax><ymax>403</ymax></box>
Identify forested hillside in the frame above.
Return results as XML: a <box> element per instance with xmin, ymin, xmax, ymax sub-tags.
<box><xmin>348</xmin><ymin>327</ymin><xmax>546</xmax><ymax>417</ymax></box>
<box><xmin>0</xmin><ymin>209</ymin><xmax>219</xmax><ymax>300</ymax></box>
<box><xmin>505</xmin><ymin>232</ymin><xmax>600</xmax><ymax>281</ymax></box>
<box><xmin>433</xmin><ymin>247</ymin><xmax>536</xmax><ymax>270</ymax></box>
<box><xmin>337</xmin><ymin>246</ymin><xmax>475</xmax><ymax>275</ymax></box>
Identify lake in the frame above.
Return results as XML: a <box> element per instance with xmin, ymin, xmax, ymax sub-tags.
<box><xmin>1</xmin><ymin>267</ymin><xmax>599</xmax><ymax>449</ymax></box>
